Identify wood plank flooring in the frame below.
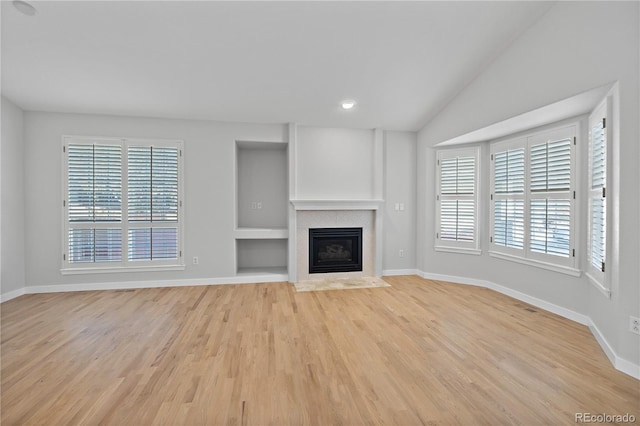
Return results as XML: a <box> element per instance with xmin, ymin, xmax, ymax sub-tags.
<box><xmin>1</xmin><ymin>276</ymin><xmax>638</xmax><ymax>425</ymax></box>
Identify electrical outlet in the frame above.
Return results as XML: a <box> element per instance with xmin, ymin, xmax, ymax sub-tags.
<box><xmin>193</xmin><ymin>256</ymin><xmax>199</xmax><ymax>265</ymax></box>
<box><xmin>630</xmin><ymin>316</ymin><xmax>640</xmax><ymax>335</ymax></box>
<box><xmin>256</xmin><ymin>202</ymin><xmax>262</xmax><ymax>209</ymax></box>
<box><xmin>250</xmin><ymin>202</ymin><xmax>257</xmax><ymax>210</ymax></box>
<box><xmin>399</xmin><ymin>249</ymin><xmax>404</xmax><ymax>258</ymax></box>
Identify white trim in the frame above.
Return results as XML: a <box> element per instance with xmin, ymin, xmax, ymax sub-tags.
<box><xmin>0</xmin><ymin>287</ymin><xmax>27</xmax><ymax>303</ymax></box>
<box><xmin>615</xmin><ymin>357</ymin><xmax>640</xmax><ymax>380</ymax></box>
<box><xmin>382</xmin><ymin>269</ymin><xmax>419</xmax><ymax>276</ymax></box>
<box><xmin>418</xmin><ymin>270</ymin><xmax>589</xmax><ymax>325</ymax></box>
<box><xmin>373</xmin><ymin>128</ymin><xmax>384</xmax><ymax>200</ymax></box>
<box><xmin>586</xmin><ymin>272</ymin><xmax>611</xmax><ymax>298</ymax></box>
<box><xmin>489</xmin><ymin>123</ymin><xmax>578</xmax><ymax>270</ymax></box>
<box><xmin>434</xmin><ymin>246</ymin><xmax>482</xmax><ymax>256</ymax></box>
<box><xmin>234</xmin><ymin>228</ymin><xmax>288</xmax><ymax>239</ymax></box>
<box><xmin>12</xmin><ymin>274</ymin><xmax>289</xmax><ymax>297</ymax></box>
<box><xmin>435</xmin><ymin>147</ymin><xmax>480</xmax><ymax>251</ymax></box>
<box><xmin>61</xmin><ymin>265</ymin><xmax>186</xmax><ymax>275</ymax></box>
<box><xmin>62</xmin><ymin>136</ymin><xmax>185</xmax><ymax>272</ymax></box>
<box><xmin>488</xmin><ymin>250</ymin><xmax>581</xmax><ymax>277</ymax></box>
<box><xmin>488</xmin><ymin>280</ymin><xmax>589</xmax><ymax>325</ymax></box>
<box><xmin>290</xmin><ymin>199</ymin><xmax>383</xmax><ymax>211</ymax></box>
<box><xmin>589</xmin><ymin>321</ymin><xmax>640</xmax><ymax>380</ymax></box>
<box><xmin>418</xmin><ymin>270</ymin><xmax>640</xmax><ymax>379</ymax></box>
<box><xmin>288</xmin><ymin>123</ymin><xmax>298</xmax><ymax>283</ymax></box>
<box><xmin>588</xmin><ymin>320</ymin><xmax>617</xmax><ymax>366</ymax></box>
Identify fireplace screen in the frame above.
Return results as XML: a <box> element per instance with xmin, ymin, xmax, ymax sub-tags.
<box><xmin>309</xmin><ymin>227</ymin><xmax>363</xmax><ymax>274</ymax></box>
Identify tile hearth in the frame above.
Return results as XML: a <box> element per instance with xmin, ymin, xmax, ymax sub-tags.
<box><xmin>293</xmin><ymin>276</ymin><xmax>390</xmax><ymax>292</ymax></box>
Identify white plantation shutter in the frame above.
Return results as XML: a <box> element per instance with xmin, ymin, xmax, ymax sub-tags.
<box><xmin>128</xmin><ymin>146</ymin><xmax>152</xmax><ymax>222</ymax></box>
<box><xmin>493</xmin><ymin>199</ymin><xmax>524</xmax><ymax>249</ymax></box>
<box><xmin>63</xmin><ymin>137</ymin><xmax>183</xmax><ymax>271</ymax></box>
<box><xmin>530</xmin><ymin>198</ymin><xmax>570</xmax><ymax>256</ymax></box>
<box><xmin>492</xmin><ymin>144</ymin><xmax>525</xmax><ymax>250</ymax></box>
<box><xmin>127</xmin><ymin>145</ymin><xmax>179</xmax><ymax>261</ymax></box>
<box><xmin>529</xmin><ymin>138</ymin><xmax>572</xmax><ymax>257</ymax></box>
<box><xmin>588</xmin><ymin>100</ymin><xmax>608</xmax><ymax>285</ymax></box>
<box><xmin>436</xmin><ymin>148</ymin><xmax>478</xmax><ymax>250</ymax></box>
<box><xmin>67</xmin><ymin>142</ymin><xmax>122</xmax><ymax>262</ymax></box>
<box><xmin>491</xmin><ymin>125</ymin><xmax>575</xmax><ymax>269</ymax></box>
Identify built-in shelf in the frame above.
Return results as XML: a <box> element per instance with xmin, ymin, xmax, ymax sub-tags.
<box><xmin>236</xmin><ymin>239</ymin><xmax>287</xmax><ymax>275</ymax></box>
<box><xmin>290</xmin><ymin>199</ymin><xmax>384</xmax><ymax>211</ymax></box>
<box><xmin>235</xmin><ymin>227</ymin><xmax>288</xmax><ymax>239</ymax></box>
<box><xmin>235</xmin><ymin>140</ymin><xmax>289</xmax><ymax>276</ymax></box>
<box><xmin>236</xmin><ymin>266</ymin><xmax>288</xmax><ymax>277</ymax></box>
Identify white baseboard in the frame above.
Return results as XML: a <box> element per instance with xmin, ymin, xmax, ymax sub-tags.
<box><xmin>382</xmin><ymin>269</ymin><xmax>419</xmax><ymax>276</ymax></box>
<box><xmin>488</xmin><ymin>281</ymin><xmax>590</xmax><ymax>325</ymax></box>
<box><xmin>2</xmin><ymin>274</ymin><xmax>289</xmax><ymax>300</ymax></box>
<box><xmin>418</xmin><ymin>271</ymin><xmax>589</xmax><ymax>325</ymax></box>
<box><xmin>0</xmin><ymin>287</ymin><xmax>27</xmax><ymax>303</ymax></box>
<box><xmin>588</xmin><ymin>321</ymin><xmax>617</xmax><ymax>366</ymax></box>
<box><xmin>418</xmin><ymin>269</ymin><xmax>639</xmax><ymax>379</ymax></box>
<box><xmin>589</xmin><ymin>321</ymin><xmax>640</xmax><ymax>380</ymax></box>
<box><xmin>418</xmin><ymin>271</ymin><xmax>492</xmax><ymax>289</ymax></box>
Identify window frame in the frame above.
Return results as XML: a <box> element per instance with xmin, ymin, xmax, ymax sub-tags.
<box><xmin>586</xmin><ymin>97</ymin><xmax>611</xmax><ymax>295</ymax></box>
<box><xmin>61</xmin><ymin>135</ymin><xmax>185</xmax><ymax>274</ymax></box>
<box><xmin>435</xmin><ymin>146</ymin><xmax>481</xmax><ymax>255</ymax></box>
<box><xmin>489</xmin><ymin>123</ymin><xmax>579</xmax><ymax>276</ymax></box>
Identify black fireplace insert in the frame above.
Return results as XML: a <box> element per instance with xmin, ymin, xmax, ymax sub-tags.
<box><xmin>309</xmin><ymin>227</ymin><xmax>362</xmax><ymax>274</ymax></box>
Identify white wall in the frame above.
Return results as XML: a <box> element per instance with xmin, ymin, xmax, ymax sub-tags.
<box><xmin>296</xmin><ymin>126</ymin><xmax>374</xmax><ymax>200</ymax></box>
<box><xmin>417</xmin><ymin>2</ymin><xmax>639</xmax><ymax>366</ymax></box>
<box><xmin>237</xmin><ymin>146</ymin><xmax>287</xmax><ymax>229</ymax></box>
<box><xmin>23</xmin><ymin>111</ymin><xmax>287</xmax><ymax>287</ymax></box>
<box><xmin>1</xmin><ymin>96</ymin><xmax>26</xmax><ymax>298</ymax></box>
<box><xmin>383</xmin><ymin>131</ymin><xmax>416</xmax><ymax>272</ymax></box>
<box><xmin>19</xmin><ymin>112</ymin><xmax>418</xmax><ymax>290</ymax></box>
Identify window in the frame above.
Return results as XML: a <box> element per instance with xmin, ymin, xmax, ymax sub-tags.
<box><xmin>587</xmin><ymin>98</ymin><xmax>609</xmax><ymax>289</ymax></box>
<box><xmin>435</xmin><ymin>147</ymin><xmax>480</xmax><ymax>254</ymax></box>
<box><xmin>492</xmin><ymin>141</ymin><xmax>525</xmax><ymax>250</ymax></box>
<box><xmin>490</xmin><ymin>124</ymin><xmax>577</xmax><ymax>273</ymax></box>
<box><xmin>63</xmin><ymin>136</ymin><xmax>184</xmax><ymax>273</ymax></box>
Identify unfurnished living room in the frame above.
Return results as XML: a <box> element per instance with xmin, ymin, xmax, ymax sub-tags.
<box><xmin>1</xmin><ymin>1</ymin><xmax>639</xmax><ymax>424</ymax></box>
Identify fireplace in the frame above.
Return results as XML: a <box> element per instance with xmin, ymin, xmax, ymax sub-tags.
<box><xmin>309</xmin><ymin>227</ymin><xmax>363</xmax><ymax>274</ymax></box>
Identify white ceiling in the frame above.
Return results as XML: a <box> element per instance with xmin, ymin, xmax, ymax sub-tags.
<box><xmin>1</xmin><ymin>1</ymin><xmax>554</xmax><ymax>131</ymax></box>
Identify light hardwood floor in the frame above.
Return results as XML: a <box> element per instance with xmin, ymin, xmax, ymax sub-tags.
<box><xmin>1</xmin><ymin>276</ymin><xmax>638</xmax><ymax>425</ymax></box>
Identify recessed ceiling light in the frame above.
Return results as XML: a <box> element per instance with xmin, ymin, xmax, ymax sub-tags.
<box><xmin>341</xmin><ymin>100</ymin><xmax>356</xmax><ymax>110</ymax></box>
<box><xmin>12</xmin><ymin>0</ymin><xmax>37</xmax><ymax>16</ymax></box>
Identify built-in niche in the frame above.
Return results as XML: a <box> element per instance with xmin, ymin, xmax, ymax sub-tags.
<box><xmin>236</xmin><ymin>141</ymin><xmax>287</xmax><ymax>229</ymax></box>
<box><xmin>236</xmin><ymin>239</ymin><xmax>287</xmax><ymax>275</ymax></box>
<box><xmin>234</xmin><ymin>141</ymin><xmax>288</xmax><ymax>276</ymax></box>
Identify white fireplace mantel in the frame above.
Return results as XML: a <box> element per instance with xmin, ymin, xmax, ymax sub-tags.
<box><xmin>290</xmin><ymin>199</ymin><xmax>384</xmax><ymax>211</ymax></box>
<box><xmin>287</xmin><ymin>126</ymin><xmax>385</xmax><ymax>282</ymax></box>
<box><xmin>288</xmin><ymin>200</ymin><xmax>384</xmax><ymax>282</ymax></box>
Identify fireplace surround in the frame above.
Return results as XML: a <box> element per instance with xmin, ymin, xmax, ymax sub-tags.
<box><xmin>293</xmin><ymin>207</ymin><xmax>378</xmax><ymax>282</ymax></box>
<box><xmin>309</xmin><ymin>227</ymin><xmax>363</xmax><ymax>273</ymax></box>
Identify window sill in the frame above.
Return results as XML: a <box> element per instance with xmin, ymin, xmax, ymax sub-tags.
<box><xmin>61</xmin><ymin>264</ymin><xmax>185</xmax><ymax>275</ymax></box>
<box><xmin>586</xmin><ymin>272</ymin><xmax>611</xmax><ymax>298</ymax></box>
<box><xmin>434</xmin><ymin>246</ymin><xmax>482</xmax><ymax>256</ymax></box>
<box><xmin>488</xmin><ymin>251</ymin><xmax>581</xmax><ymax>277</ymax></box>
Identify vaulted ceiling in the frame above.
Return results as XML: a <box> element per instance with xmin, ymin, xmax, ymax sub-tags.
<box><xmin>1</xmin><ymin>1</ymin><xmax>554</xmax><ymax>131</ymax></box>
